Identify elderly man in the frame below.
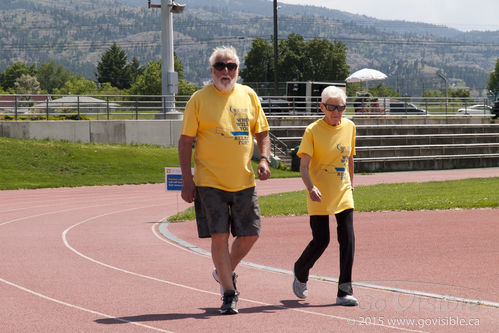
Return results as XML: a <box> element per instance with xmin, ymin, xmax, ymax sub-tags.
<box><xmin>178</xmin><ymin>46</ymin><xmax>271</xmax><ymax>314</ymax></box>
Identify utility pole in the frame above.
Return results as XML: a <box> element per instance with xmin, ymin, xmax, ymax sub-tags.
<box><xmin>438</xmin><ymin>72</ymin><xmax>448</xmax><ymax>114</ymax></box>
<box><xmin>273</xmin><ymin>0</ymin><xmax>279</xmax><ymax>96</ymax></box>
<box><xmin>148</xmin><ymin>0</ymin><xmax>184</xmax><ymax>119</ymax></box>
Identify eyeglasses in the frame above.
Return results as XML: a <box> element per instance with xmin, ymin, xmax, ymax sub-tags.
<box><xmin>323</xmin><ymin>103</ymin><xmax>346</xmax><ymax>112</ymax></box>
<box><xmin>213</xmin><ymin>62</ymin><xmax>238</xmax><ymax>71</ymax></box>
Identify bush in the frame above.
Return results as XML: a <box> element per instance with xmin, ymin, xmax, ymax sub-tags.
<box><xmin>0</xmin><ymin>114</ymin><xmax>90</xmax><ymax>121</ymax></box>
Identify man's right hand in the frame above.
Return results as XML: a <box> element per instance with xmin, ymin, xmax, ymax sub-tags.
<box><xmin>178</xmin><ymin>134</ymin><xmax>196</xmax><ymax>203</ymax></box>
<box><xmin>181</xmin><ymin>177</ymin><xmax>196</xmax><ymax>203</ymax></box>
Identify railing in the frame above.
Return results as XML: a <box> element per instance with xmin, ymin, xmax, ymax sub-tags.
<box><xmin>268</xmin><ymin>131</ymin><xmax>288</xmax><ymax>157</ymax></box>
<box><xmin>260</xmin><ymin>95</ymin><xmax>495</xmax><ymax>117</ymax></box>
<box><xmin>0</xmin><ymin>94</ymin><xmax>496</xmax><ymax>120</ymax></box>
<box><xmin>0</xmin><ymin>94</ymin><xmax>190</xmax><ymax>121</ymax></box>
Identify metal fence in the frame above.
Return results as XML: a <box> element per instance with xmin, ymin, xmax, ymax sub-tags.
<box><xmin>0</xmin><ymin>94</ymin><xmax>496</xmax><ymax>120</ymax></box>
<box><xmin>260</xmin><ymin>95</ymin><xmax>495</xmax><ymax>117</ymax></box>
<box><xmin>0</xmin><ymin>94</ymin><xmax>189</xmax><ymax>120</ymax></box>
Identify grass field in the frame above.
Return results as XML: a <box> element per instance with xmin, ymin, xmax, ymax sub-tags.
<box><xmin>1</xmin><ymin>137</ymin><xmax>497</xmax><ymax>220</ymax></box>
<box><xmin>169</xmin><ymin>177</ymin><xmax>499</xmax><ymax>221</ymax></box>
<box><xmin>0</xmin><ymin>137</ymin><xmax>297</xmax><ymax>190</ymax></box>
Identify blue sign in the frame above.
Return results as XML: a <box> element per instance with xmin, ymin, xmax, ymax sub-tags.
<box><xmin>165</xmin><ymin>167</ymin><xmax>183</xmax><ymax>191</ymax></box>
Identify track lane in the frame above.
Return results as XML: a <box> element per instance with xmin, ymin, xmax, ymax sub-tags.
<box><xmin>1</xmin><ymin>168</ymin><xmax>498</xmax><ymax>332</ymax></box>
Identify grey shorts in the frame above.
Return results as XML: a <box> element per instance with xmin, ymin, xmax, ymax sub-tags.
<box><xmin>194</xmin><ymin>186</ymin><xmax>261</xmax><ymax>238</ymax></box>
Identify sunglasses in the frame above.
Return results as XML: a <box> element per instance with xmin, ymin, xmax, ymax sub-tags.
<box><xmin>323</xmin><ymin>103</ymin><xmax>346</xmax><ymax>112</ymax></box>
<box><xmin>213</xmin><ymin>62</ymin><xmax>238</xmax><ymax>71</ymax></box>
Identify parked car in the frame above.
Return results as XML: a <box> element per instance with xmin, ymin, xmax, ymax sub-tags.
<box><xmin>456</xmin><ymin>104</ymin><xmax>492</xmax><ymax>116</ymax></box>
<box><xmin>389</xmin><ymin>102</ymin><xmax>427</xmax><ymax>115</ymax></box>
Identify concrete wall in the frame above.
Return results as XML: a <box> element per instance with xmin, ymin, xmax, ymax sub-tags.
<box><xmin>0</xmin><ymin>120</ymin><xmax>183</xmax><ymax>147</ymax></box>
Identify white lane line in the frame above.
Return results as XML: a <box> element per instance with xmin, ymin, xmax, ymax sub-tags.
<box><xmin>0</xmin><ymin>207</ymin><xmax>83</xmax><ymax>227</ymax></box>
<box><xmin>0</xmin><ymin>277</ymin><xmax>173</xmax><ymax>333</ymax></box>
<box><xmin>158</xmin><ymin>220</ymin><xmax>499</xmax><ymax>308</ymax></box>
<box><xmin>61</xmin><ymin>205</ymin><xmax>426</xmax><ymax>332</ymax></box>
<box><xmin>0</xmin><ymin>194</ymin><xmax>155</xmax><ymax>214</ymax></box>
<box><xmin>0</xmin><ymin>197</ymin><xmax>162</xmax><ymax>227</ymax></box>
<box><xmin>62</xmin><ymin>205</ymin><xmax>222</xmax><ymax>296</ymax></box>
<box><xmin>151</xmin><ymin>222</ymin><xmax>427</xmax><ymax>333</ymax></box>
<box><xmin>1</xmin><ymin>197</ymin><xmax>426</xmax><ymax>333</ymax></box>
<box><xmin>0</xmin><ymin>202</ymin><xmax>174</xmax><ymax>332</ymax></box>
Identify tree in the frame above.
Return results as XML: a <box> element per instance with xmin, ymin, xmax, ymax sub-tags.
<box><xmin>129</xmin><ymin>56</ymin><xmax>145</xmax><ymax>85</ymax></box>
<box><xmin>240</xmin><ymin>37</ymin><xmax>274</xmax><ymax>83</ymax></box>
<box><xmin>130</xmin><ymin>60</ymin><xmax>161</xmax><ymax>95</ymax></box>
<box><xmin>36</xmin><ymin>61</ymin><xmax>72</xmax><ymax>93</ymax></box>
<box><xmin>97</xmin><ymin>82</ymin><xmax>123</xmax><ymax>96</ymax></box>
<box><xmin>129</xmin><ymin>56</ymin><xmax>198</xmax><ymax>96</ymax></box>
<box><xmin>302</xmin><ymin>38</ymin><xmax>349</xmax><ymax>81</ymax></box>
<box><xmin>178</xmin><ymin>79</ymin><xmax>199</xmax><ymax>97</ymax></box>
<box><xmin>241</xmin><ymin>33</ymin><xmax>349</xmax><ymax>85</ymax></box>
<box><xmin>423</xmin><ymin>88</ymin><xmax>470</xmax><ymax>98</ymax></box>
<box><xmin>96</xmin><ymin>43</ymin><xmax>133</xmax><ymax>90</ymax></box>
<box><xmin>0</xmin><ymin>62</ymin><xmax>37</xmax><ymax>91</ymax></box>
<box><xmin>278</xmin><ymin>33</ymin><xmax>307</xmax><ymax>82</ymax></box>
<box><xmin>14</xmin><ymin>74</ymin><xmax>41</xmax><ymax>95</ymax></box>
<box><xmin>449</xmin><ymin>88</ymin><xmax>470</xmax><ymax>98</ymax></box>
<box><xmin>53</xmin><ymin>75</ymin><xmax>98</xmax><ymax>95</ymax></box>
<box><xmin>423</xmin><ymin>89</ymin><xmax>443</xmax><ymax>97</ymax></box>
<box><xmin>346</xmin><ymin>82</ymin><xmax>364</xmax><ymax>97</ymax></box>
<box><xmin>365</xmin><ymin>83</ymin><xmax>400</xmax><ymax>97</ymax></box>
<box><xmin>487</xmin><ymin>57</ymin><xmax>499</xmax><ymax>93</ymax></box>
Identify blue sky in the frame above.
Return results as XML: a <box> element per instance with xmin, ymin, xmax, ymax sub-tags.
<box><xmin>278</xmin><ymin>0</ymin><xmax>499</xmax><ymax>32</ymax></box>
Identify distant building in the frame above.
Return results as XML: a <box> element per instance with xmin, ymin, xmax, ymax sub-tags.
<box><xmin>29</xmin><ymin>96</ymin><xmax>119</xmax><ymax>114</ymax></box>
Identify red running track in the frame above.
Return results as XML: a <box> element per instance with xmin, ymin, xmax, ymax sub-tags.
<box><xmin>0</xmin><ymin>168</ymin><xmax>498</xmax><ymax>332</ymax></box>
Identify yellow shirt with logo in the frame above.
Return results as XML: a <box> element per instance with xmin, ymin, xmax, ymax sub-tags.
<box><xmin>297</xmin><ymin>118</ymin><xmax>356</xmax><ymax>215</ymax></box>
<box><xmin>181</xmin><ymin>83</ymin><xmax>269</xmax><ymax>192</ymax></box>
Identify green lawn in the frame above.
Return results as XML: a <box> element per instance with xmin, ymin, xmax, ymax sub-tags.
<box><xmin>168</xmin><ymin>177</ymin><xmax>499</xmax><ymax>221</ymax></box>
<box><xmin>1</xmin><ymin>137</ymin><xmax>496</xmax><ymax>220</ymax></box>
<box><xmin>0</xmin><ymin>137</ymin><xmax>297</xmax><ymax>189</ymax></box>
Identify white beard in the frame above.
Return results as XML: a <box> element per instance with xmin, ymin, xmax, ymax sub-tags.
<box><xmin>214</xmin><ymin>75</ymin><xmax>237</xmax><ymax>93</ymax></box>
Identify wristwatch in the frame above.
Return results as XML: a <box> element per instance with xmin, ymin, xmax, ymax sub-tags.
<box><xmin>260</xmin><ymin>156</ymin><xmax>271</xmax><ymax>164</ymax></box>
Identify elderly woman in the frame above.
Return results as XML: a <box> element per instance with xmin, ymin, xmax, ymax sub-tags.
<box><xmin>292</xmin><ymin>86</ymin><xmax>358</xmax><ymax>306</ymax></box>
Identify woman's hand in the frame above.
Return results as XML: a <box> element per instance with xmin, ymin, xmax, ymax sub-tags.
<box><xmin>308</xmin><ymin>185</ymin><xmax>322</xmax><ymax>202</ymax></box>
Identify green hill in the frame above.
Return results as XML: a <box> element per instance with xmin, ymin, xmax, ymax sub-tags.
<box><xmin>1</xmin><ymin>0</ymin><xmax>497</xmax><ymax>96</ymax></box>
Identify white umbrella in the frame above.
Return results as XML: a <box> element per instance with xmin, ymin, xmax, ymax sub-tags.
<box><xmin>346</xmin><ymin>68</ymin><xmax>387</xmax><ymax>82</ymax></box>
<box><xmin>346</xmin><ymin>68</ymin><xmax>387</xmax><ymax>91</ymax></box>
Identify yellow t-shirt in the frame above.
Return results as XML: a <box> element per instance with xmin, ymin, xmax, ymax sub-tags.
<box><xmin>181</xmin><ymin>83</ymin><xmax>269</xmax><ymax>192</ymax></box>
<box><xmin>297</xmin><ymin>118</ymin><xmax>356</xmax><ymax>215</ymax></box>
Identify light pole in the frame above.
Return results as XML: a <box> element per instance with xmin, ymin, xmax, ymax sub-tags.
<box><xmin>438</xmin><ymin>72</ymin><xmax>448</xmax><ymax>114</ymax></box>
<box><xmin>149</xmin><ymin>0</ymin><xmax>184</xmax><ymax>119</ymax></box>
<box><xmin>273</xmin><ymin>0</ymin><xmax>279</xmax><ymax>96</ymax></box>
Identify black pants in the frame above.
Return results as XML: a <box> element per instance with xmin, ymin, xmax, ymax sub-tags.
<box><xmin>294</xmin><ymin>209</ymin><xmax>355</xmax><ymax>297</ymax></box>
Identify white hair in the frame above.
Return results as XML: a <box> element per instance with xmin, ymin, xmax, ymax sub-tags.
<box><xmin>209</xmin><ymin>46</ymin><xmax>240</xmax><ymax>66</ymax></box>
<box><xmin>321</xmin><ymin>86</ymin><xmax>347</xmax><ymax>104</ymax></box>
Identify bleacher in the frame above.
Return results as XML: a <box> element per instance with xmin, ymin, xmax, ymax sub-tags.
<box><xmin>268</xmin><ymin>115</ymin><xmax>499</xmax><ymax>172</ymax></box>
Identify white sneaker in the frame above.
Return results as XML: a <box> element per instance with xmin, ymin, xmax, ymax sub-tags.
<box><xmin>212</xmin><ymin>269</ymin><xmax>237</xmax><ymax>296</ymax></box>
<box><xmin>336</xmin><ymin>295</ymin><xmax>359</xmax><ymax>306</ymax></box>
<box><xmin>292</xmin><ymin>276</ymin><xmax>308</xmax><ymax>299</ymax></box>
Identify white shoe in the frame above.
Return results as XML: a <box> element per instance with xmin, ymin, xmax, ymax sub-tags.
<box><xmin>212</xmin><ymin>269</ymin><xmax>237</xmax><ymax>296</ymax></box>
<box><xmin>336</xmin><ymin>295</ymin><xmax>359</xmax><ymax>306</ymax></box>
<box><xmin>292</xmin><ymin>276</ymin><xmax>308</xmax><ymax>299</ymax></box>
